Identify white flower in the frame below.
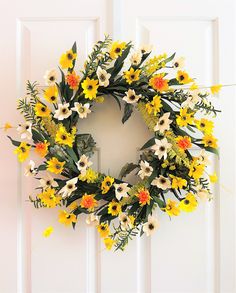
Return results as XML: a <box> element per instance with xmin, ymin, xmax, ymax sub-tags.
<box><xmin>139</xmin><ymin>44</ymin><xmax>153</xmax><ymax>54</ymax></box>
<box><xmin>123</xmin><ymin>89</ymin><xmax>142</xmax><ymax>104</ymax></box>
<box><xmin>151</xmin><ymin>138</ymin><xmax>172</xmax><ymax>160</ymax></box>
<box><xmin>24</xmin><ymin>160</ymin><xmax>37</xmax><ymax>176</ymax></box>
<box><xmin>181</xmin><ymin>90</ymin><xmax>201</xmax><ymax>109</ymax></box>
<box><xmin>138</xmin><ymin>161</ymin><xmax>153</xmax><ymax>180</ymax></box>
<box><xmin>54</xmin><ymin>103</ymin><xmax>72</xmax><ymax>120</ymax></box>
<box><xmin>17</xmin><ymin>122</ymin><xmax>32</xmax><ymax>140</ymax></box>
<box><xmin>43</xmin><ymin>69</ymin><xmax>57</xmax><ymax>86</ymax></box>
<box><xmin>197</xmin><ymin>149</ymin><xmax>211</xmax><ymax>166</ymax></box>
<box><xmin>114</xmin><ymin>183</ymin><xmax>130</xmax><ymax>200</ymax></box>
<box><xmin>151</xmin><ymin>175</ymin><xmax>171</xmax><ymax>190</ymax></box>
<box><xmin>39</xmin><ymin>173</ymin><xmax>58</xmax><ymax>190</ymax></box>
<box><xmin>119</xmin><ymin>213</ymin><xmax>132</xmax><ymax>229</ymax></box>
<box><xmin>196</xmin><ymin>185</ymin><xmax>212</xmax><ymax>201</ymax></box>
<box><xmin>86</xmin><ymin>213</ymin><xmax>99</xmax><ymax>226</ymax></box>
<box><xmin>58</xmin><ymin>177</ymin><xmax>78</xmax><ymax>198</ymax></box>
<box><xmin>96</xmin><ymin>66</ymin><xmax>111</xmax><ymax>87</ymax></box>
<box><xmin>71</xmin><ymin>102</ymin><xmax>91</xmax><ymax>119</ymax></box>
<box><xmin>154</xmin><ymin>112</ymin><xmax>172</xmax><ymax>133</ymax></box>
<box><xmin>173</xmin><ymin>57</ymin><xmax>185</xmax><ymax>69</ymax></box>
<box><xmin>143</xmin><ymin>215</ymin><xmax>159</xmax><ymax>236</ymax></box>
<box><xmin>76</xmin><ymin>154</ymin><xmax>93</xmax><ymax>175</ymax></box>
<box><xmin>130</xmin><ymin>50</ymin><xmax>142</xmax><ymax>66</ymax></box>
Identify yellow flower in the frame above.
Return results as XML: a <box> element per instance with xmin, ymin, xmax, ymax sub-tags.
<box><xmin>14</xmin><ymin>142</ymin><xmax>31</xmax><ymax>162</ymax></box>
<box><xmin>43</xmin><ymin>226</ymin><xmax>54</xmax><ymax>237</ymax></box>
<box><xmin>195</xmin><ymin>118</ymin><xmax>214</xmax><ymax>134</ymax></box>
<box><xmin>176</xmin><ymin>108</ymin><xmax>194</xmax><ymax>127</ymax></box>
<box><xmin>170</xmin><ymin>175</ymin><xmax>187</xmax><ymax>189</ymax></box>
<box><xmin>145</xmin><ymin>95</ymin><xmax>162</xmax><ymax>116</ymax></box>
<box><xmin>109</xmin><ymin>41</ymin><xmax>126</xmax><ymax>59</ymax></box>
<box><xmin>44</xmin><ymin>85</ymin><xmax>58</xmax><ymax>103</ymax></box>
<box><xmin>78</xmin><ymin>168</ymin><xmax>98</xmax><ymax>183</ymax></box>
<box><xmin>81</xmin><ymin>77</ymin><xmax>99</xmax><ymax>100</ymax></box>
<box><xmin>209</xmin><ymin>172</ymin><xmax>218</xmax><ymax>183</ymax></box>
<box><xmin>123</xmin><ymin>68</ymin><xmax>141</xmax><ymax>84</ymax></box>
<box><xmin>176</xmin><ymin>70</ymin><xmax>192</xmax><ymax>84</ymax></box>
<box><xmin>55</xmin><ymin>125</ymin><xmax>76</xmax><ymax>147</ymax></box>
<box><xmin>35</xmin><ymin>102</ymin><xmax>51</xmax><ymax>117</ymax></box>
<box><xmin>101</xmin><ymin>176</ymin><xmax>114</xmax><ymax>194</ymax></box>
<box><xmin>97</xmin><ymin>223</ymin><xmax>110</xmax><ymax>238</ymax></box>
<box><xmin>163</xmin><ymin>199</ymin><xmax>180</xmax><ymax>216</ymax></box>
<box><xmin>202</xmin><ymin>134</ymin><xmax>218</xmax><ymax>149</ymax></box>
<box><xmin>38</xmin><ymin>188</ymin><xmax>61</xmax><ymax>208</ymax></box>
<box><xmin>59</xmin><ymin>49</ymin><xmax>77</xmax><ymax>69</ymax></box>
<box><xmin>3</xmin><ymin>122</ymin><xmax>12</xmax><ymax>131</ymax></box>
<box><xmin>80</xmin><ymin>194</ymin><xmax>98</xmax><ymax>211</ymax></box>
<box><xmin>35</xmin><ymin>141</ymin><xmax>50</xmax><ymax>158</ymax></box>
<box><xmin>104</xmin><ymin>237</ymin><xmax>115</xmax><ymax>250</ymax></box>
<box><xmin>188</xmin><ymin>160</ymin><xmax>204</xmax><ymax>180</ymax></box>
<box><xmin>68</xmin><ymin>201</ymin><xmax>78</xmax><ymax>211</ymax></box>
<box><xmin>58</xmin><ymin>210</ymin><xmax>77</xmax><ymax>226</ymax></box>
<box><xmin>210</xmin><ymin>84</ymin><xmax>222</xmax><ymax>95</ymax></box>
<box><xmin>46</xmin><ymin>157</ymin><xmax>65</xmax><ymax>174</ymax></box>
<box><xmin>176</xmin><ymin>136</ymin><xmax>192</xmax><ymax>151</ymax></box>
<box><xmin>190</xmin><ymin>83</ymin><xmax>198</xmax><ymax>90</ymax></box>
<box><xmin>149</xmin><ymin>74</ymin><xmax>169</xmax><ymax>92</ymax></box>
<box><xmin>108</xmin><ymin>200</ymin><xmax>122</xmax><ymax>216</ymax></box>
<box><xmin>179</xmin><ymin>193</ymin><xmax>198</xmax><ymax>212</ymax></box>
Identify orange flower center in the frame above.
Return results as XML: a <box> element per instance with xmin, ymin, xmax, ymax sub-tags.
<box><xmin>138</xmin><ymin>190</ymin><xmax>150</xmax><ymax>205</ymax></box>
<box><xmin>153</xmin><ymin>77</ymin><xmax>167</xmax><ymax>90</ymax></box>
<box><xmin>177</xmin><ymin>138</ymin><xmax>191</xmax><ymax>150</ymax></box>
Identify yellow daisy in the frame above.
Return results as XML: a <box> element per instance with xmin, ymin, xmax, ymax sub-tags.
<box><xmin>59</xmin><ymin>49</ymin><xmax>77</xmax><ymax>69</ymax></box>
<box><xmin>170</xmin><ymin>175</ymin><xmax>187</xmax><ymax>189</ymax></box>
<box><xmin>108</xmin><ymin>200</ymin><xmax>122</xmax><ymax>216</ymax></box>
<box><xmin>179</xmin><ymin>193</ymin><xmax>198</xmax><ymax>212</ymax></box>
<box><xmin>176</xmin><ymin>108</ymin><xmax>194</xmax><ymax>127</ymax></box>
<box><xmin>202</xmin><ymin>134</ymin><xmax>218</xmax><ymax>148</ymax></box>
<box><xmin>188</xmin><ymin>160</ymin><xmax>204</xmax><ymax>180</ymax></box>
<box><xmin>97</xmin><ymin>223</ymin><xmax>110</xmax><ymax>238</ymax></box>
<box><xmin>35</xmin><ymin>102</ymin><xmax>51</xmax><ymax>117</ymax></box>
<box><xmin>55</xmin><ymin>125</ymin><xmax>76</xmax><ymax>147</ymax></box>
<box><xmin>195</xmin><ymin>118</ymin><xmax>214</xmax><ymax>134</ymax></box>
<box><xmin>46</xmin><ymin>157</ymin><xmax>65</xmax><ymax>174</ymax></box>
<box><xmin>110</xmin><ymin>41</ymin><xmax>126</xmax><ymax>59</ymax></box>
<box><xmin>44</xmin><ymin>85</ymin><xmax>58</xmax><ymax>103</ymax></box>
<box><xmin>123</xmin><ymin>67</ymin><xmax>141</xmax><ymax>84</ymax></box>
<box><xmin>81</xmin><ymin>77</ymin><xmax>99</xmax><ymax>100</ymax></box>
<box><xmin>163</xmin><ymin>199</ymin><xmax>180</xmax><ymax>216</ymax></box>
<box><xmin>145</xmin><ymin>95</ymin><xmax>163</xmax><ymax>116</ymax></box>
<box><xmin>38</xmin><ymin>188</ymin><xmax>61</xmax><ymax>208</ymax></box>
<box><xmin>14</xmin><ymin>142</ymin><xmax>31</xmax><ymax>162</ymax></box>
<box><xmin>101</xmin><ymin>176</ymin><xmax>114</xmax><ymax>194</ymax></box>
<box><xmin>58</xmin><ymin>210</ymin><xmax>77</xmax><ymax>226</ymax></box>
<box><xmin>78</xmin><ymin>168</ymin><xmax>98</xmax><ymax>183</ymax></box>
<box><xmin>176</xmin><ymin>70</ymin><xmax>192</xmax><ymax>84</ymax></box>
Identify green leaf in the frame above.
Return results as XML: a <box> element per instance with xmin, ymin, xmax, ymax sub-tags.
<box><xmin>37</xmin><ymin>164</ymin><xmax>47</xmax><ymax>171</ymax></box>
<box><xmin>7</xmin><ymin>136</ymin><xmax>21</xmax><ymax>147</ymax></box>
<box><xmin>163</xmin><ymin>52</ymin><xmax>176</xmax><ymax>64</ymax></box>
<box><xmin>72</xmin><ymin>42</ymin><xmax>77</xmax><ymax>54</ymax></box>
<box><xmin>195</xmin><ymin>143</ymin><xmax>219</xmax><ymax>156</ymax></box>
<box><xmin>122</xmin><ymin>103</ymin><xmax>134</xmax><ymax>124</ymax></box>
<box><xmin>140</xmin><ymin>137</ymin><xmax>155</xmax><ymax>150</ymax></box>
<box><xmin>76</xmin><ymin>133</ymin><xmax>96</xmax><ymax>157</ymax></box>
<box><xmin>118</xmin><ymin>163</ymin><xmax>138</xmax><ymax>179</ymax></box>
<box><xmin>66</xmin><ymin>146</ymin><xmax>78</xmax><ymax>162</ymax></box>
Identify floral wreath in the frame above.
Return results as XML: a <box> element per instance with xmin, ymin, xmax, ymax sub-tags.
<box><xmin>6</xmin><ymin>35</ymin><xmax>220</xmax><ymax>251</ymax></box>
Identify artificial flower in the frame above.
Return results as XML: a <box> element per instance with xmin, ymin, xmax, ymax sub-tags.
<box><xmin>181</xmin><ymin>90</ymin><xmax>201</xmax><ymax>109</ymax></box>
<box><xmin>39</xmin><ymin>173</ymin><xmax>58</xmax><ymax>190</ymax></box>
<box><xmin>151</xmin><ymin>175</ymin><xmax>171</xmax><ymax>190</ymax></box>
<box><xmin>154</xmin><ymin>112</ymin><xmax>172</xmax><ymax>133</ymax></box>
<box><xmin>108</xmin><ymin>200</ymin><xmax>122</xmax><ymax>216</ymax></box>
<box><xmin>59</xmin><ymin>49</ymin><xmax>77</xmax><ymax>69</ymax></box>
<box><xmin>123</xmin><ymin>89</ymin><xmax>142</xmax><ymax>104</ymax></box>
<box><xmin>66</xmin><ymin>71</ymin><xmax>80</xmax><ymax>90</ymax></box>
<box><xmin>176</xmin><ymin>70</ymin><xmax>192</xmax><ymax>84</ymax></box>
<box><xmin>202</xmin><ymin>134</ymin><xmax>218</xmax><ymax>148</ymax></box>
<box><xmin>17</xmin><ymin>122</ymin><xmax>32</xmax><ymax>140</ymax></box>
<box><xmin>173</xmin><ymin>57</ymin><xmax>185</xmax><ymax>68</ymax></box>
<box><xmin>196</xmin><ymin>185</ymin><xmax>212</xmax><ymax>201</ymax></box>
<box><xmin>130</xmin><ymin>50</ymin><xmax>142</xmax><ymax>66</ymax></box>
<box><xmin>81</xmin><ymin>77</ymin><xmax>99</xmax><ymax>100</ymax></box>
<box><xmin>43</xmin><ymin>226</ymin><xmax>53</xmax><ymax>237</ymax></box>
<box><xmin>86</xmin><ymin>213</ymin><xmax>99</xmax><ymax>226</ymax></box>
<box><xmin>119</xmin><ymin>213</ymin><xmax>132</xmax><ymax>229</ymax></box>
<box><xmin>139</xmin><ymin>44</ymin><xmax>152</xmax><ymax>54</ymax></box>
<box><xmin>96</xmin><ymin>66</ymin><xmax>111</xmax><ymax>87</ymax></box>
<box><xmin>38</xmin><ymin>188</ymin><xmax>61</xmax><ymax>208</ymax></box>
<box><xmin>149</xmin><ymin>74</ymin><xmax>169</xmax><ymax>92</ymax></box>
<box><xmin>143</xmin><ymin>215</ymin><xmax>159</xmax><ymax>236</ymax></box>
<box><xmin>58</xmin><ymin>177</ymin><xmax>78</xmax><ymax>198</ymax></box>
<box><xmin>101</xmin><ymin>176</ymin><xmax>114</xmax><ymax>194</ymax></box>
<box><xmin>58</xmin><ymin>210</ymin><xmax>77</xmax><ymax>226</ymax></box>
<box><xmin>109</xmin><ymin>41</ymin><xmax>126</xmax><ymax>59</ymax></box>
<box><xmin>24</xmin><ymin>160</ymin><xmax>37</xmax><ymax>176</ymax></box>
<box><xmin>67</xmin><ymin>201</ymin><xmax>78</xmax><ymax>212</ymax></box>
<box><xmin>54</xmin><ymin>103</ymin><xmax>72</xmax><ymax>120</ymax></box>
<box><xmin>195</xmin><ymin>118</ymin><xmax>214</xmax><ymax>134</ymax></box>
<box><xmin>55</xmin><ymin>125</ymin><xmax>76</xmax><ymax>147</ymax></box>
<box><xmin>35</xmin><ymin>102</ymin><xmax>51</xmax><ymax>117</ymax></box>
<box><xmin>210</xmin><ymin>84</ymin><xmax>222</xmax><ymax>95</ymax></box>
<box><xmin>197</xmin><ymin>149</ymin><xmax>211</xmax><ymax>165</ymax></box>
<box><xmin>176</xmin><ymin>108</ymin><xmax>194</xmax><ymax>127</ymax></box>
<box><xmin>97</xmin><ymin>223</ymin><xmax>110</xmax><ymax>238</ymax></box>
<box><xmin>136</xmin><ymin>188</ymin><xmax>151</xmax><ymax>206</ymax></box>
<box><xmin>138</xmin><ymin>160</ymin><xmax>153</xmax><ymax>180</ymax></box>
<box><xmin>176</xmin><ymin>136</ymin><xmax>192</xmax><ymax>151</ymax></box>
<box><xmin>123</xmin><ymin>68</ymin><xmax>141</xmax><ymax>84</ymax></box>
<box><xmin>209</xmin><ymin>172</ymin><xmax>218</xmax><ymax>183</ymax></box>
<box><xmin>104</xmin><ymin>237</ymin><xmax>115</xmax><ymax>250</ymax></box>
<box><xmin>44</xmin><ymin>85</ymin><xmax>58</xmax><ymax>103</ymax></box>
<box><xmin>188</xmin><ymin>160</ymin><xmax>204</xmax><ymax>180</ymax></box>
<box><xmin>3</xmin><ymin>122</ymin><xmax>12</xmax><ymax>131</ymax></box>
<box><xmin>114</xmin><ymin>183</ymin><xmax>130</xmax><ymax>200</ymax></box>
<box><xmin>71</xmin><ymin>102</ymin><xmax>91</xmax><ymax>118</ymax></box>
<box><xmin>78</xmin><ymin>168</ymin><xmax>98</xmax><ymax>183</ymax></box>
<box><xmin>80</xmin><ymin>194</ymin><xmax>98</xmax><ymax>211</ymax></box>
<box><xmin>43</xmin><ymin>69</ymin><xmax>57</xmax><ymax>86</ymax></box>
<box><xmin>35</xmin><ymin>141</ymin><xmax>49</xmax><ymax>157</ymax></box>
<box><xmin>14</xmin><ymin>142</ymin><xmax>31</xmax><ymax>162</ymax></box>
<box><xmin>76</xmin><ymin>154</ymin><xmax>93</xmax><ymax>175</ymax></box>
<box><xmin>151</xmin><ymin>137</ymin><xmax>172</xmax><ymax>160</ymax></box>
<box><xmin>46</xmin><ymin>157</ymin><xmax>65</xmax><ymax>174</ymax></box>
<box><xmin>163</xmin><ymin>199</ymin><xmax>180</xmax><ymax>216</ymax></box>
<box><xmin>169</xmin><ymin>175</ymin><xmax>187</xmax><ymax>189</ymax></box>
<box><xmin>146</xmin><ymin>95</ymin><xmax>162</xmax><ymax>115</ymax></box>
<box><xmin>179</xmin><ymin>193</ymin><xmax>198</xmax><ymax>212</ymax></box>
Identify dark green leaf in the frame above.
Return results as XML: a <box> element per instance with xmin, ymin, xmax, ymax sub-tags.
<box><xmin>7</xmin><ymin>136</ymin><xmax>21</xmax><ymax>147</ymax></box>
<box><xmin>118</xmin><ymin>162</ymin><xmax>138</xmax><ymax>179</ymax></box>
<box><xmin>122</xmin><ymin>103</ymin><xmax>134</xmax><ymax>124</ymax></box>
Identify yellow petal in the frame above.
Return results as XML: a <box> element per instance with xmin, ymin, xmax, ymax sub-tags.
<box><xmin>210</xmin><ymin>84</ymin><xmax>222</xmax><ymax>95</ymax></box>
<box><xmin>43</xmin><ymin>226</ymin><xmax>54</xmax><ymax>237</ymax></box>
<box><xmin>3</xmin><ymin>122</ymin><xmax>12</xmax><ymax>131</ymax></box>
<box><xmin>209</xmin><ymin>172</ymin><xmax>218</xmax><ymax>183</ymax></box>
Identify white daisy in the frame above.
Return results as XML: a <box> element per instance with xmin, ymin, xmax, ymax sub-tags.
<box><xmin>196</xmin><ymin>185</ymin><xmax>212</xmax><ymax>201</ymax></box>
<box><xmin>197</xmin><ymin>149</ymin><xmax>211</xmax><ymax>166</ymax></box>
<box><xmin>86</xmin><ymin>213</ymin><xmax>99</xmax><ymax>226</ymax></box>
<box><xmin>17</xmin><ymin>122</ymin><xmax>32</xmax><ymax>140</ymax></box>
<box><xmin>114</xmin><ymin>183</ymin><xmax>130</xmax><ymax>201</ymax></box>
<box><xmin>181</xmin><ymin>90</ymin><xmax>201</xmax><ymax>109</ymax></box>
<box><xmin>96</xmin><ymin>66</ymin><xmax>111</xmax><ymax>87</ymax></box>
<box><xmin>58</xmin><ymin>177</ymin><xmax>78</xmax><ymax>198</ymax></box>
<box><xmin>71</xmin><ymin>102</ymin><xmax>91</xmax><ymax>119</ymax></box>
<box><xmin>139</xmin><ymin>44</ymin><xmax>153</xmax><ymax>54</ymax></box>
<box><xmin>54</xmin><ymin>103</ymin><xmax>72</xmax><ymax>120</ymax></box>
<box><xmin>24</xmin><ymin>160</ymin><xmax>37</xmax><ymax>176</ymax></box>
<box><xmin>76</xmin><ymin>154</ymin><xmax>93</xmax><ymax>175</ymax></box>
<box><xmin>143</xmin><ymin>215</ymin><xmax>159</xmax><ymax>236</ymax></box>
<box><xmin>173</xmin><ymin>57</ymin><xmax>185</xmax><ymax>69</ymax></box>
<box><xmin>154</xmin><ymin>112</ymin><xmax>172</xmax><ymax>133</ymax></box>
<box><xmin>151</xmin><ymin>138</ymin><xmax>172</xmax><ymax>160</ymax></box>
<box><xmin>130</xmin><ymin>50</ymin><xmax>142</xmax><ymax>66</ymax></box>
<box><xmin>39</xmin><ymin>173</ymin><xmax>58</xmax><ymax>190</ymax></box>
<box><xmin>119</xmin><ymin>213</ymin><xmax>132</xmax><ymax>229</ymax></box>
<box><xmin>43</xmin><ymin>69</ymin><xmax>57</xmax><ymax>86</ymax></box>
<box><xmin>151</xmin><ymin>175</ymin><xmax>171</xmax><ymax>190</ymax></box>
<box><xmin>138</xmin><ymin>160</ymin><xmax>153</xmax><ymax>180</ymax></box>
<box><xmin>123</xmin><ymin>89</ymin><xmax>142</xmax><ymax>104</ymax></box>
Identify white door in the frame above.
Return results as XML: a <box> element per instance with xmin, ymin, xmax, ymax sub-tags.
<box><xmin>0</xmin><ymin>0</ymin><xmax>235</xmax><ymax>293</ymax></box>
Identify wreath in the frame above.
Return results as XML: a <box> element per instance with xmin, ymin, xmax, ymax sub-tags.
<box><xmin>6</xmin><ymin>35</ymin><xmax>220</xmax><ymax>251</ymax></box>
